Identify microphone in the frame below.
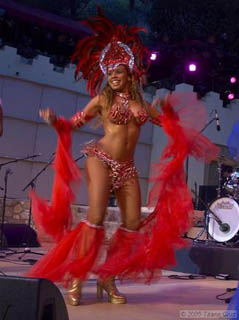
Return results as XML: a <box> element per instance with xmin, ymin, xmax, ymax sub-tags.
<box><xmin>4</xmin><ymin>168</ymin><xmax>13</xmax><ymax>183</ymax></box>
<box><xmin>215</xmin><ymin>109</ymin><xmax>221</xmax><ymax>131</ymax></box>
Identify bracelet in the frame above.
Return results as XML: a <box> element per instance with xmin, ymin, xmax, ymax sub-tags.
<box><xmin>70</xmin><ymin>111</ymin><xmax>93</xmax><ymax>128</ymax></box>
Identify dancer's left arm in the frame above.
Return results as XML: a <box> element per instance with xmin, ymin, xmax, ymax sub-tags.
<box><xmin>145</xmin><ymin>99</ymin><xmax>162</xmax><ymax>126</ymax></box>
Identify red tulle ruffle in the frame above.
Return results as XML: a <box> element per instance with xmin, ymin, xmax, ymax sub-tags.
<box><xmin>95</xmin><ymin>92</ymin><xmax>220</xmax><ymax>283</ymax></box>
<box><xmin>26</xmin><ymin>221</ymin><xmax>105</xmax><ymax>285</ymax></box>
<box><xmin>28</xmin><ymin>92</ymin><xmax>220</xmax><ymax>285</ymax></box>
<box><xmin>30</xmin><ymin>118</ymin><xmax>81</xmax><ymax>243</ymax></box>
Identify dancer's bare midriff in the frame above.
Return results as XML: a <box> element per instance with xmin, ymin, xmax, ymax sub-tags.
<box><xmin>99</xmin><ymin>119</ymin><xmax>140</xmax><ymax>160</ymax></box>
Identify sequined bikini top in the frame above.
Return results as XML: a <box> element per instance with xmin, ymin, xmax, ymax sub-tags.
<box><xmin>109</xmin><ymin>92</ymin><xmax>148</xmax><ymax>125</ymax></box>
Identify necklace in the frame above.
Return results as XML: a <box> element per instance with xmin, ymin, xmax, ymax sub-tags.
<box><xmin>115</xmin><ymin>92</ymin><xmax>131</xmax><ymax>99</ymax></box>
<box><xmin>114</xmin><ymin>92</ymin><xmax>131</xmax><ymax>109</ymax></box>
<box><xmin>110</xmin><ymin>92</ymin><xmax>132</xmax><ymax>125</ymax></box>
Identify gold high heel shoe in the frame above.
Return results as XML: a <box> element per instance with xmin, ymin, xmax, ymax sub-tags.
<box><xmin>97</xmin><ymin>278</ymin><xmax>127</xmax><ymax>304</ymax></box>
<box><xmin>66</xmin><ymin>278</ymin><xmax>82</xmax><ymax>306</ymax></box>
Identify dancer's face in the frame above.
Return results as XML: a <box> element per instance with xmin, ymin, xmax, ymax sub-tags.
<box><xmin>107</xmin><ymin>65</ymin><xmax>130</xmax><ymax>93</ymax></box>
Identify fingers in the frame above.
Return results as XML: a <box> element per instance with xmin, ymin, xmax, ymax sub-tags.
<box><xmin>39</xmin><ymin>108</ymin><xmax>56</xmax><ymax>123</ymax></box>
<box><xmin>39</xmin><ymin>109</ymin><xmax>44</xmax><ymax>118</ymax></box>
<box><xmin>39</xmin><ymin>108</ymin><xmax>48</xmax><ymax>121</ymax></box>
<box><xmin>39</xmin><ymin>108</ymin><xmax>48</xmax><ymax>117</ymax></box>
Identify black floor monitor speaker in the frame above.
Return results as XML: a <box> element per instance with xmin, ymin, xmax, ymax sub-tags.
<box><xmin>0</xmin><ymin>224</ymin><xmax>39</xmax><ymax>247</ymax></box>
<box><xmin>189</xmin><ymin>243</ymin><xmax>239</xmax><ymax>279</ymax></box>
<box><xmin>0</xmin><ymin>275</ymin><xmax>69</xmax><ymax>320</ymax></box>
<box><xmin>167</xmin><ymin>243</ymin><xmax>239</xmax><ymax>280</ymax></box>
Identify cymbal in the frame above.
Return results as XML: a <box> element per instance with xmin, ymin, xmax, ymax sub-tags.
<box><xmin>218</xmin><ymin>155</ymin><xmax>239</xmax><ymax>167</ymax></box>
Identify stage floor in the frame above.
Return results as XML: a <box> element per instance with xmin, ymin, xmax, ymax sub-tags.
<box><xmin>0</xmin><ymin>247</ymin><xmax>237</xmax><ymax>320</ymax></box>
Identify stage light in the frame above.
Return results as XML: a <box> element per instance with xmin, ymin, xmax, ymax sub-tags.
<box><xmin>230</xmin><ymin>76</ymin><xmax>237</xmax><ymax>83</ymax></box>
<box><xmin>150</xmin><ymin>52</ymin><xmax>158</xmax><ymax>61</ymax></box>
<box><xmin>228</xmin><ymin>92</ymin><xmax>235</xmax><ymax>100</ymax></box>
<box><xmin>188</xmin><ymin>63</ymin><xmax>197</xmax><ymax>72</ymax></box>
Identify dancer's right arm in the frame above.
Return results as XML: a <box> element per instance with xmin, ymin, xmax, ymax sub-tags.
<box><xmin>39</xmin><ymin>95</ymin><xmax>102</xmax><ymax>129</ymax></box>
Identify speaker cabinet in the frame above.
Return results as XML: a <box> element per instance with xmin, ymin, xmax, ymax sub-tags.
<box><xmin>0</xmin><ymin>275</ymin><xmax>69</xmax><ymax>320</ymax></box>
<box><xmin>189</xmin><ymin>244</ymin><xmax>239</xmax><ymax>280</ymax></box>
<box><xmin>197</xmin><ymin>185</ymin><xmax>218</xmax><ymax>210</ymax></box>
<box><xmin>0</xmin><ymin>224</ymin><xmax>39</xmax><ymax>247</ymax></box>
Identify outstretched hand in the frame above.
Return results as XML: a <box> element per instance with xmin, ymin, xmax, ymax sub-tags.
<box><xmin>39</xmin><ymin>108</ymin><xmax>57</xmax><ymax>124</ymax></box>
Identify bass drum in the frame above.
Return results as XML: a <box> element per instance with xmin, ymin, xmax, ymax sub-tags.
<box><xmin>208</xmin><ymin>197</ymin><xmax>239</xmax><ymax>242</ymax></box>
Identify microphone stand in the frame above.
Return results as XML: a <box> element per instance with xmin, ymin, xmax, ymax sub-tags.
<box><xmin>0</xmin><ymin>154</ymin><xmax>42</xmax><ymax>194</ymax></box>
<box><xmin>185</xmin><ymin>116</ymin><xmax>225</xmax><ymax>243</ymax></box>
<box><xmin>17</xmin><ymin>152</ymin><xmax>85</xmax><ymax>264</ymax></box>
<box><xmin>16</xmin><ymin>153</ymin><xmax>55</xmax><ymax>263</ymax></box>
<box><xmin>0</xmin><ymin>154</ymin><xmax>41</xmax><ymax>169</ymax></box>
<box><xmin>74</xmin><ymin>154</ymin><xmax>85</xmax><ymax>162</ymax></box>
<box><xmin>17</xmin><ymin>181</ymin><xmax>44</xmax><ymax>264</ymax></box>
<box><xmin>0</xmin><ymin>169</ymin><xmax>16</xmax><ymax>256</ymax></box>
<box><xmin>0</xmin><ymin>154</ymin><xmax>40</xmax><ymax>191</ymax></box>
<box><xmin>22</xmin><ymin>153</ymin><xmax>55</xmax><ymax>193</ymax></box>
<box><xmin>190</xmin><ymin>189</ymin><xmax>224</xmax><ymax>244</ymax></box>
<box><xmin>0</xmin><ymin>155</ymin><xmax>42</xmax><ymax>257</ymax></box>
<box><xmin>186</xmin><ymin>117</ymin><xmax>216</xmax><ymax>183</ymax></box>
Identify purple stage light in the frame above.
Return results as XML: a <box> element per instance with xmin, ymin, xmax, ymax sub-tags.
<box><xmin>188</xmin><ymin>63</ymin><xmax>197</xmax><ymax>72</ymax></box>
<box><xmin>230</xmin><ymin>76</ymin><xmax>237</xmax><ymax>83</ymax></box>
<box><xmin>228</xmin><ymin>92</ymin><xmax>235</xmax><ymax>100</ymax></box>
<box><xmin>150</xmin><ymin>52</ymin><xmax>158</xmax><ymax>61</ymax></box>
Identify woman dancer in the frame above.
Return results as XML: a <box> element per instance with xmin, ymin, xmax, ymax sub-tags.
<box><xmin>27</xmin><ymin>9</ymin><xmax>219</xmax><ymax>306</ymax></box>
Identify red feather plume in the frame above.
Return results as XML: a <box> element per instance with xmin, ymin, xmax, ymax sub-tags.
<box><xmin>71</xmin><ymin>8</ymin><xmax>150</xmax><ymax>96</ymax></box>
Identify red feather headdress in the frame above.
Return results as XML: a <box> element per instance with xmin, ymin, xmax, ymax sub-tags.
<box><xmin>71</xmin><ymin>7</ymin><xmax>150</xmax><ymax>96</ymax></box>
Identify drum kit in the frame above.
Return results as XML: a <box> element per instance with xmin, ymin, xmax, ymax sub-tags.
<box><xmin>197</xmin><ymin>155</ymin><xmax>239</xmax><ymax>245</ymax></box>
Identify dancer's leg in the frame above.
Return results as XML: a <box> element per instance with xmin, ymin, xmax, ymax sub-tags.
<box><xmin>96</xmin><ymin>176</ymin><xmax>142</xmax><ymax>303</ymax></box>
<box><xmin>85</xmin><ymin>156</ymin><xmax>111</xmax><ymax>225</ymax></box>
<box><xmin>115</xmin><ymin>175</ymin><xmax>141</xmax><ymax>230</ymax></box>
<box><xmin>28</xmin><ymin>156</ymin><xmax>110</xmax><ymax>305</ymax></box>
<box><xmin>66</xmin><ymin>156</ymin><xmax>111</xmax><ymax>305</ymax></box>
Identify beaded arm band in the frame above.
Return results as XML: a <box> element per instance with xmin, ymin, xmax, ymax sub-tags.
<box><xmin>70</xmin><ymin>111</ymin><xmax>94</xmax><ymax>128</ymax></box>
